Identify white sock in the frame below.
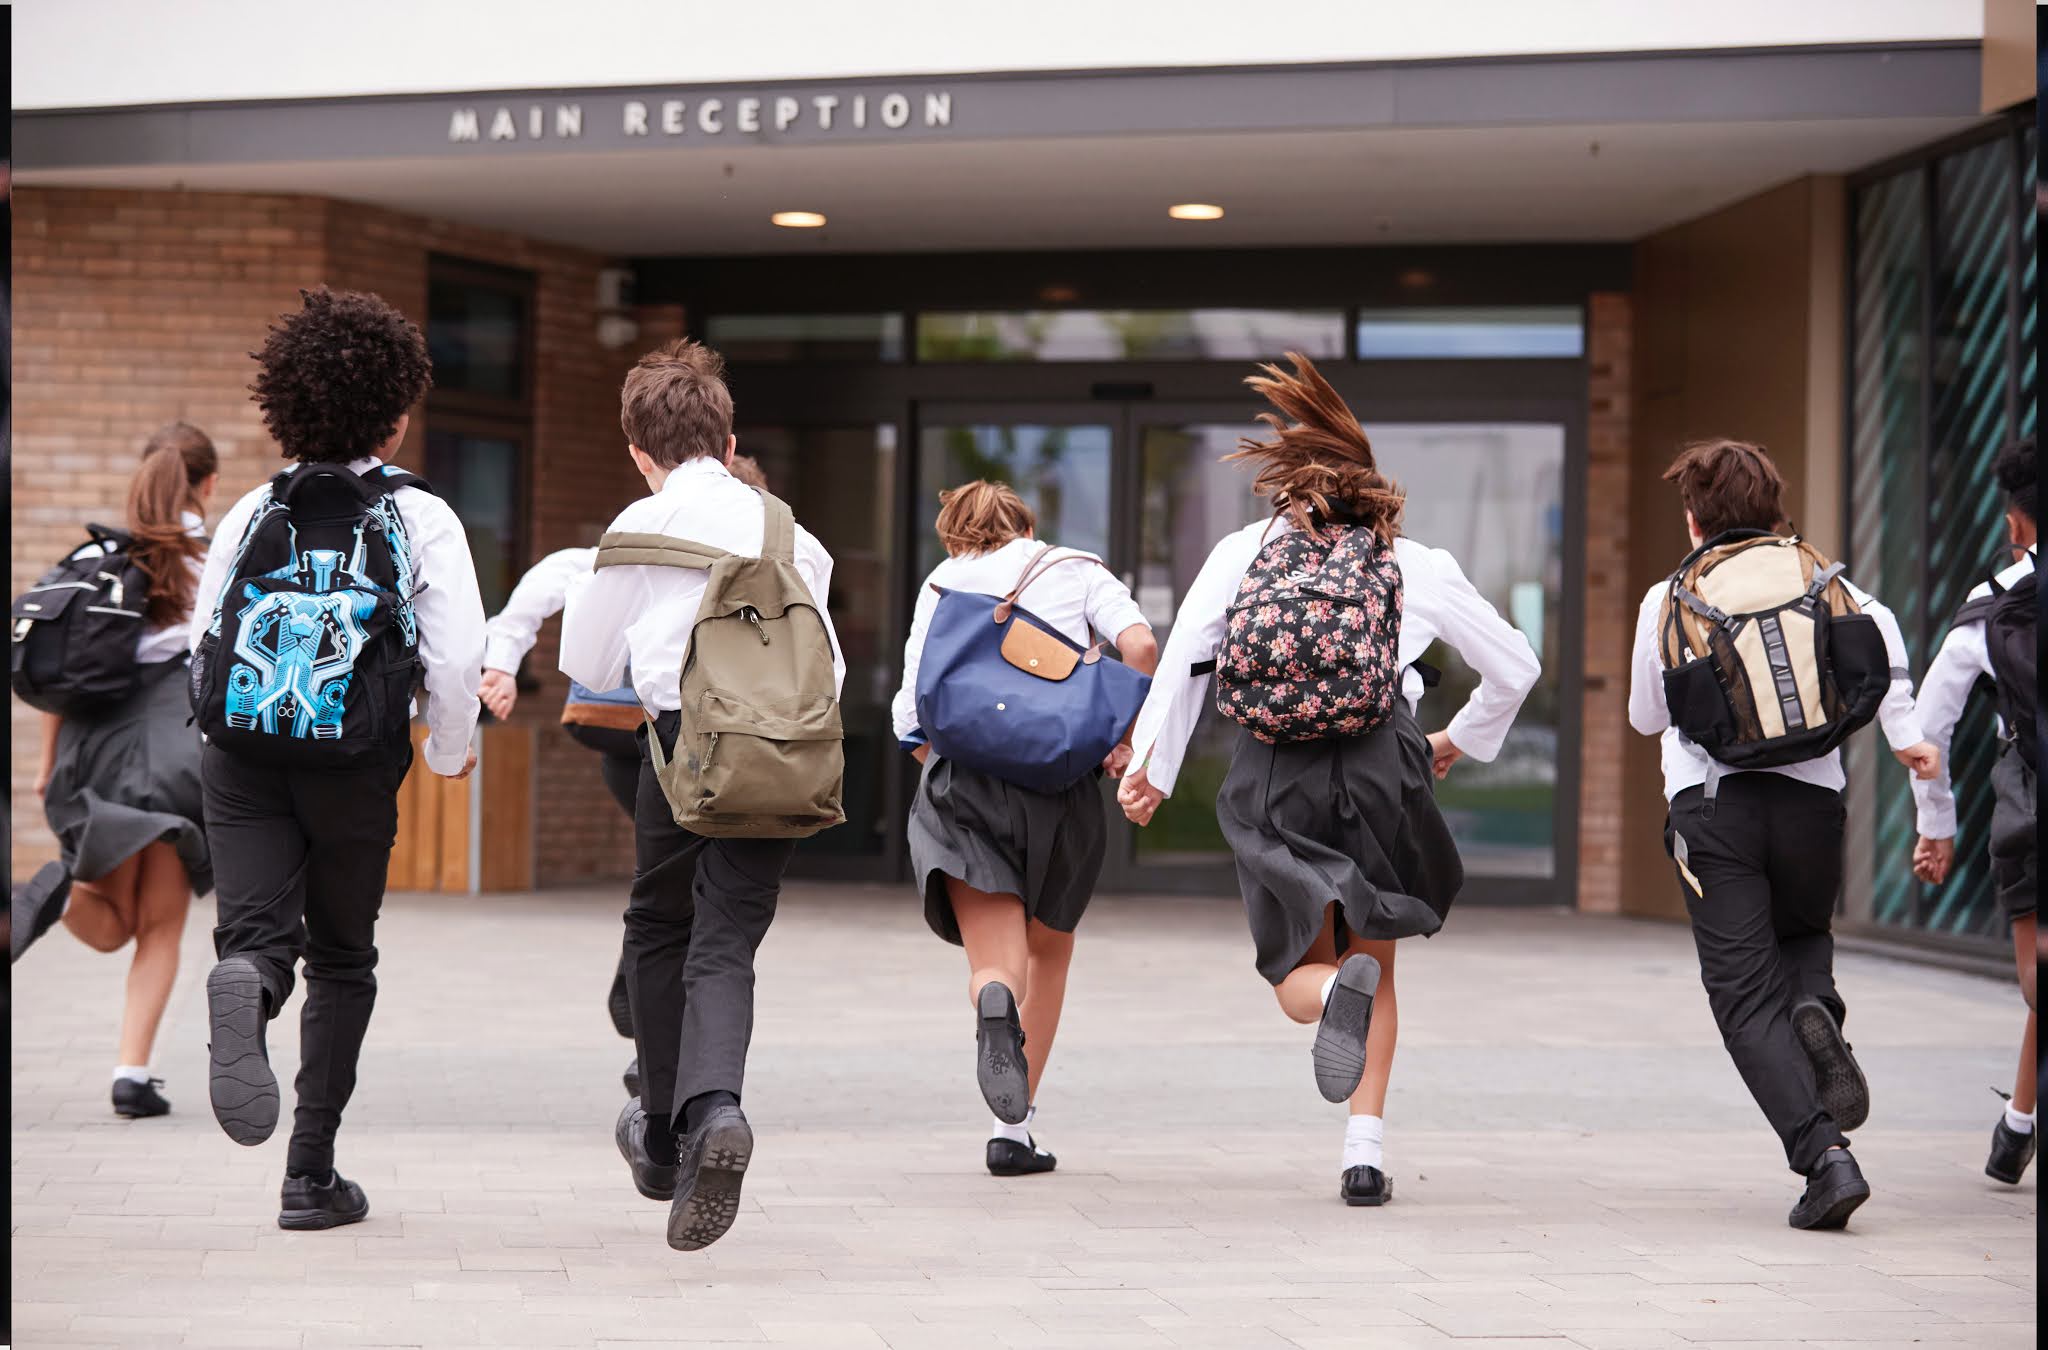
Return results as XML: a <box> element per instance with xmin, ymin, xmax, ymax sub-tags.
<box><xmin>2004</xmin><ymin>1103</ymin><xmax>2035</xmax><ymax>1134</ymax></box>
<box><xmin>991</xmin><ymin>1105</ymin><xmax>1035</xmax><ymax>1145</ymax></box>
<box><xmin>1319</xmin><ymin>974</ymin><xmax>1337</xmax><ymax>1007</ymax></box>
<box><xmin>112</xmin><ymin>1065</ymin><xmax>151</xmax><ymax>1084</ymax></box>
<box><xmin>1342</xmin><ymin>1114</ymin><xmax>1384</xmax><ymax>1171</ymax></box>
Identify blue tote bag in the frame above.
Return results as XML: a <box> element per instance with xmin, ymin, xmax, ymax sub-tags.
<box><xmin>914</xmin><ymin>550</ymin><xmax>1152</xmax><ymax>793</ymax></box>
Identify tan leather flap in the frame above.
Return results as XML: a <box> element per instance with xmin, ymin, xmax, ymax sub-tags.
<box><xmin>1000</xmin><ymin>617</ymin><xmax>1080</xmax><ymax>681</ymax></box>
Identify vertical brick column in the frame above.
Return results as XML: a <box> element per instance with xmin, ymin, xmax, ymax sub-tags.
<box><xmin>1577</xmin><ymin>291</ymin><xmax>1633</xmax><ymax>914</ymax></box>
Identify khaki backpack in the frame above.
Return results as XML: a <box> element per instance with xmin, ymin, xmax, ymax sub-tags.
<box><xmin>594</xmin><ymin>490</ymin><xmax>845</xmax><ymax>839</ymax></box>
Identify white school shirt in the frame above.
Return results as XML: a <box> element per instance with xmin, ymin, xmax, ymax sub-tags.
<box><xmin>559</xmin><ymin>456</ymin><xmax>845</xmax><ymax>712</ymax></box>
<box><xmin>484</xmin><ymin>546</ymin><xmax>596</xmax><ymax>673</ymax></box>
<box><xmin>1127</xmin><ymin>523</ymin><xmax>1543</xmax><ymax>797</ymax></box>
<box><xmin>1626</xmin><ymin>574</ymin><xmax>1923</xmax><ymax>801</ymax></box>
<box><xmin>134</xmin><ymin>510</ymin><xmax>207</xmax><ymax>664</ymax></box>
<box><xmin>1909</xmin><ymin>550</ymin><xmax>2035</xmax><ymax>838</ymax></box>
<box><xmin>189</xmin><ymin>457</ymin><xmax>487</xmax><ymax>776</ymax></box>
<box><xmin>890</xmin><ymin>537</ymin><xmax>1151</xmax><ymax>744</ymax></box>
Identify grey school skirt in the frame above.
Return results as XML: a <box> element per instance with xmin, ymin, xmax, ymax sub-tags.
<box><xmin>1219</xmin><ymin>707</ymin><xmax>1462</xmax><ymax>985</ymax></box>
<box><xmin>42</xmin><ymin>657</ymin><xmax>212</xmax><ymax>896</ymax></box>
<box><xmin>908</xmin><ymin>755</ymin><xmax>1107</xmax><ymax>944</ymax></box>
<box><xmin>1988</xmin><ymin>746</ymin><xmax>2036</xmax><ymax>921</ymax></box>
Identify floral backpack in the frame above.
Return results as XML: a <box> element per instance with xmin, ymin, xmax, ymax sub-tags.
<box><xmin>1214</xmin><ymin>523</ymin><xmax>1404</xmax><ymax>743</ymax></box>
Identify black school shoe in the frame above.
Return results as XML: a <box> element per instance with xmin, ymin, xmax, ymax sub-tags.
<box><xmin>975</xmin><ymin>982</ymin><xmax>1031</xmax><ymax>1126</ymax></box>
<box><xmin>1790</xmin><ymin>998</ymin><xmax>1869</xmax><ymax>1133</ymax></box>
<box><xmin>10</xmin><ymin>861</ymin><xmax>71</xmax><ymax>963</ymax></box>
<box><xmin>1339</xmin><ymin>1165</ymin><xmax>1393</xmax><ymax>1207</ymax></box>
<box><xmin>986</xmin><ymin>1135</ymin><xmax>1057</xmax><ymax>1176</ymax></box>
<box><xmin>615</xmin><ymin>1097</ymin><xmax>679</xmax><ymax>1201</ymax></box>
<box><xmin>1312</xmin><ymin>953</ymin><xmax>1382</xmax><ymax>1103</ymax></box>
<box><xmin>111</xmin><ymin>1077</ymin><xmax>170</xmax><ymax>1119</ymax></box>
<box><xmin>1788</xmin><ymin>1149</ymin><xmax>1870</xmax><ymax>1230</ymax></box>
<box><xmin>1985</xmin><ymin>1116</ymin><xmax>2037</xmax><ymax>1185</ymax></box>
<box><xmin>278</xmin><ymin>1170</ymin><xmax>370</xmax><ymax>1231</ymax></box>
<box><xmin>206</xmin><ymin>957</ymin><xmax>280</xmax><ymax>1146</ymax></box>
<box><xmin>667</xmin><ymin>1103</ymin><xmax>755</xmax><ymax>1251</ymax></box>
<box><xmin>624</xmin><ymin>1055</ymin><xmax>641</xmax><ymax>1099</ymax></box>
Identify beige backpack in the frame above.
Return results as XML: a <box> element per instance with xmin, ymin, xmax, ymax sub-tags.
<box><xmin>594</xmin><ymin>490</ymin><xmax>845</xmax><ymax>839</ymax></box>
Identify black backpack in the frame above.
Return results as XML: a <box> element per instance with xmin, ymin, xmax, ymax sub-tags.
<box><xmin>190</xmin><ymin>463</ymin><xmax>431</xmax><ymax>765</ymax></box>
<box><xmin>1954</xmin><ymin>557</ymin><xmax>2038</xmax><ymax>770</ymax></box>
<box><xmin>10</xmin><ymin>524</ymin><xmax>152</xmax><ymax>716</ymax></box>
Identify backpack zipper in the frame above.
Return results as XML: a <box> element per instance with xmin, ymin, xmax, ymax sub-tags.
<box><xmin>704</xmin><ymin>732</ymin><xmax>719</xmax><ymax>768</ymax></box>
<box><xmin>743</xmin><ymin>606</ymin><xmax>769</xmax><ymax>644</ymax></box>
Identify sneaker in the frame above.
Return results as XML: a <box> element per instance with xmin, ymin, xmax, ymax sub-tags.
<box><xmin>1986</xmin><ymin>1115</ymin><xmax>2037</xmax><ymax>1186</ymax></box>
<box><xmin>278</xmin><ymin>1170</ymin><xmax>369</xmax><ymax>1231</ymax></box>
<box><xmin>986</xmin><ymin>1135</ymin><xmax>1057</xmax><ymax>1177</ymax></box>
<box><xmin>623</xmin><ymin>1055</ymin><xmax>641</xmax><ymax>1100</ymax></box>
<box><xmin>10</xmin><ymin>861</ymin><xmax>72</xmax><ymax>964</ymax></box>
<box><xmin>1791</xmin><ymin>997</ymin><xmax>1869</xmax><ymax>1133</ymax></box>
<box><xmin>975</xmin><ymin>981</ymin><xmax>1030</xmax><ymax>1126</ymax></box>
<box><xmin>1788</xmin><ymin>1148</ymin><xmax>1870</xmax><ymax>1230</ymax></box>
<box><xmin>206</xmin><ymin>956</ymin><xmax>279</xmax><ymax>1146</ymax></box>
<box><xmin>608</xmin><ymin>964</ymin><xmax>634</xmax><ymax>1039</ymax></box>
<box><xmin>666</xmin><ymin>1102</ymin><xmax>754</xmax><ymax>1251</ymax></box>
<box><xmin>615</xmin><ymin>1097</ymin><xmax>679</xmax><ymax>1201</ymax></box>
<box><xmin>1339</xmin><ymin>1165</ymin><xmax>1393</xmax><ymax>1207</ymax></box>
<box><xmin>1312</xmin><ymin>952</ymin><xmax>1381</xmax><ymax>1103</ymax></box>
<box><xmin>111</xmin><ymin>1076</ymin><xmax>170</xmax><ymax>1119</ymax></box>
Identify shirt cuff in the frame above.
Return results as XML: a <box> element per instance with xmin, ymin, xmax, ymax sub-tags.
<box><xmin>1881</xmin><ymin>711</ymin><xmax>1927</xmax><ymax>752</ymax></box>
<box><xmin>423</xmin><ymin>730</ymin><xmax>472</xmax><ymax>775</ymax></box>
<box><xmin>1445</xmin><ymin>706</ymin><xmax>1510</xmax><ymax>763</ymax></box>
<box><xmin>482</xmin><ymin>636</ymin><xmax>524</xmax><ymax>674</ymax></box>
<box><xmin>1913</xmin><ymin>804</ymin><xmax>1957</xmax><ymax>840</ymax></box>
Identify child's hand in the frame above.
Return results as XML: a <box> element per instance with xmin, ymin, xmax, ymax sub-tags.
<box><xmin>479</xmin><ymin>669</ymin><xmax>517</xmax><ymax>720</ymax></box>
<box><xmin>445</xmin><ymin>749</ymin><xmax>479</xmax><ymax>781</ymax></box>
<box><xmin>911</xmin><ymin>743</ymin><xmax>930</xmax><ymax>766</ymax></box>
<box><xmin>1893</xmin><ymin>741</ymin><xmax>1941</xmax><ymax>780</ymax></box>
<box><xmin>1102</xmin><ymin>743</ymin><xmax>1133</xmax><ymax>779</ymax></box>
<box><xmin>1912</xmin><ymin>834</ymin><xmax>1955</xmax><ymax>886</ymax></box>
<box><xmin>1425</xmin><ymin>730</ymin><xmax>1464</xmax><ymax>779</ymax></box>
<box><xmin>1117</xmin><ymin>766</ymin><xmax>1165</xmax><ymax>826</ymax></box>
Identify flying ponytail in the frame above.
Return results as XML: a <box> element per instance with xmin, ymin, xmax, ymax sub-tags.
<box><xmin>1226</xmin><ymin>352</ymin><xmax>1405</xmax><ymax>544</ymax></box>
<box><xmin>126</xmin><ymin>422</ymin><xmax>218</xmax><ymax>627</ymax></box>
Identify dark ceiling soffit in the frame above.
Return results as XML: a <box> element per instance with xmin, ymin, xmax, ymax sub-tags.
<box><xmin>16</xmin><ymin>43</ymin><xmax>1981</xmax><ymax>173</ymax></box>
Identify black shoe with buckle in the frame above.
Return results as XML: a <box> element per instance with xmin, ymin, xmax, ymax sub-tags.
<box><xmin>986</xmin><ymin>1135</ymin><xmax>1057</xmax><ymax>1176</ymax></box>
<box><xmin>1790</xmin><ymin>997</ymin><xmax>1868</xmax><ymax>1133</ymax></box>
<box><xmin>278</xmin><ymin>1170</ymin><xmax>369</xmax><ymax>1231</ymax></box>
<box><xmin>1788</xmin><ymin>1149</ymin><xmax>1870</xmax><ymax>1230</ymax></box>
<box><xmin>111</xmin><ymin>1076</ymin><xmax>170</xmax><ymax>1119</ymax></box>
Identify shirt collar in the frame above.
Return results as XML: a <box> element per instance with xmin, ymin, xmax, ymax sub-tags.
<box><xmin>660</xmin><ymin>456</ymin><xmax>735</xmax><ymax>494</ymax></box>
<box><xmin>180</xmin><ymin>510</ymin><xmax>205</xmax><ymax>536</ymax></box>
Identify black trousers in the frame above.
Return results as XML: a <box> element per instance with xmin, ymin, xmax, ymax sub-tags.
<box><xmin>625</xmin><ymin>716</ymin><xmax>795</xmax><ymax>1133</ymax></box>
<box><xmin>1665</xmin><ymin>773</ymin><xmax>1850</xmax><ymax>1174</ymax></box>
<box><xmin>202</xmin><ymin>741</ymin><xmax>410</xmax><ymax>1176</ymax></box>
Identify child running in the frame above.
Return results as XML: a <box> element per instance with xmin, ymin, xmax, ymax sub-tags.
<box><xmin>892</xmin><ymin>481</ymin><xmax>1158</xmax><ymax>1175</ymax></box>
<box><xmin>1905</xmin><ymin>435</ymin><xmax>2036</xmax><ymax>1186</ymax></box>
<box><xmin>1118</xmin><ymin>353</ymin><xmax>1540</xmax><ymax>1206</ymax></box>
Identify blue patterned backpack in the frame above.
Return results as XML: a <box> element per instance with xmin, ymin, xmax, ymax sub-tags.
<box><xmin>191</xmin><ymin>463</ymin><xmax>430</xmax><ymax>765</ymax></box>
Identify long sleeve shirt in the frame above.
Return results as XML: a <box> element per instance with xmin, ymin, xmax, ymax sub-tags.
<box><xmin>190</xmin><ymin>456</ymin><xmax>486</xmax><ymax>776</ymax></box>
<box><xmin>484</xmin><ymin>546</ymin><xmax>596</xmax><ymax>674</ymax></box>
<box><xmin>1627</xmin><ymin>573</ymin><xmax>1923</xmax><ymax>800</ymax></box>
<box><xmin>1127</xmin><ymin>524</ymin><xmax>1542</xmax><ymax>797</ymax></box>
<box><xmin>1909</xmin><ymin>550</ymin><xmax>2036</xmax><ymax>838</ymax></box>
<box><xmin>560</xmin><ymin>455</ymin><xmax>845</xmax><ymax>712</ymax></box>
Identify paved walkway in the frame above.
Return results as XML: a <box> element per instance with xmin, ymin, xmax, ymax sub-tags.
<box><xmin>10</xmin><ymin>886</ymin><xmax>2037</xmax><ymax>1349</ymax></box>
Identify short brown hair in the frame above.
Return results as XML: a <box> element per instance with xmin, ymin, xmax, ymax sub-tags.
<box><xmin>620</xmin><ymin>339</ymin><xmax>734</xmax><ymax>468</ymax></box>
<box><xmin>729</xmin><ymin>453</ymin><xmax>769</xmax><ymax>491</ymax></box>
<box><xmin>1662</xmin><ymin>439</ymin><xmax>1787</xmax><ymax>539</ymax></box>
<box><xmin>934</xmin><ymin>480</ymin><xmax>1036</xmax><ymax>557</ymax></box>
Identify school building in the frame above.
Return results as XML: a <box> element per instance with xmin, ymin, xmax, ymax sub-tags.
<box><xmin>8</xmin><ymin>2</ymin><xmax>2037</xmax><ymax>958</ymax></box>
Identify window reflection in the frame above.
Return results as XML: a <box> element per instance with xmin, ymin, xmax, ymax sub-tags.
<box><xmin>915</xmin><ymin>423</ymin><xmax>1114</xmax><ymax>578</ymax></box>
<box><xmin>918</xmin><ymin>310</ymin><xmax>1345</xmax><ymax>363</ymax></box>
<box><xmin>1357</xmin><ymin>307</ymin><xmax>1583</xmax><ymax>359</ymax></box>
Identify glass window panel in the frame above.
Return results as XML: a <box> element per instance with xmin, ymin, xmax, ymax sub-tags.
<box><xmin>916</xmin><ymin>309</ymin><xmax>1345</xmax><ymax>362</ymax></box>
<box><xmin>424</xmin><ymin>429</ymin><xmax>522</xmax><ymax>614</ymax></box>
<box><xmin>707</xmin><ymin>313</ymin><xmax>906</xmax><ymax>362</ymax></box>
<box><xmin>914</xmin><ymin>423</ymin><xmax>1113</xmax><ymax>578</ymax></box>
<box><xmin>1356</xmin><ymin>307</ymin><xmax>1584</xmax><ymax>359</ymax></box>
<box><xmin>427</xmin><ymin>278</ymin><xmax>527</xmax><ymax>400</ymax></box>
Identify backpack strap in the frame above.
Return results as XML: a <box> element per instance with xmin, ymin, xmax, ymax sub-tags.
<box><xmin>757</xmin><ymin>490</ymin><xmax>796</xmax><ymax>563</ymax></box>
<box><xmin>1803</xmin><ymin>560</ymin><xmax>1846</xmax><ymax>602</ymax></box>
<box><xmin>593</xmin><ymin>531</ymin><xmax>732</xmax><ymax>572</ymax></box>
<box><xmin>362</xmin><ymin>464</ymin><xmax>436</xmax><ymax>497</ymax></box>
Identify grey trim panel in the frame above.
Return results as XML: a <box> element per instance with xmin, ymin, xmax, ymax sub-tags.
<box><xmin>17</xmin><ymin>45</ymin><xmax>1981</xmax><ymax>172</ymax></box>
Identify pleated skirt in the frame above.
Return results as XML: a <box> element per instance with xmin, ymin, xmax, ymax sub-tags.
<box><xmin>908</xmin><ymin>755</ymin><xmax>1107</xmax><ymax>945</ymax></box>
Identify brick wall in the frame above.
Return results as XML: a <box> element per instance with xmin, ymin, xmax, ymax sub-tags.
<box><xmin>10</xmin><ymin>186</ymin><xmax>649</xmax><ymax>888</ymax></box>
<box><xmin>1576</xmin><ymin>291</ymin><xmax>1632</xmax><ymax>914</ymax></box>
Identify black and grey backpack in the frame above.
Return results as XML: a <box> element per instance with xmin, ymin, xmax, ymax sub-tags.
<box><xmin>10</xmin><ymin>524</ymin><xmax>153</xmax><ymax>716</ymax></box>
<box><xmin>1952</xmin><ymin>553</ymin><xmax>2038</xmax><ymax>771</ymax></box>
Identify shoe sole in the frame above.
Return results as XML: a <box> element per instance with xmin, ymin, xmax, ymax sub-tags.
<box><xmin>206</xmin><ymin>959</ymin><xmax>278</xmax><ymax>1147</ymax></box>
<box><xmin>1343</xmin><ymin>1183</ymin><xmax>1394</xmax><ymax>1208</ymax></box>
<box><xmin>1791</xmin><ymin>1001</ymin><xmax>1869</xmax><ymax>1133</ymax></box>
<box><xmin>667</xmin><ymin>1114</ymin><xmax>754</xmax><ymax>1251</ymax></box>
<box><xmin>608</xmin><ymin>967</ymin><xmax>634</xmax><ymax>1039</ymax></box>
<box><xmin>986</xmin><ymin>1149</ymin><xmax>1057</xmax><ymax>1177</ymax></box>
<box><xmin>278</xmin><ymin>1199</ymin><xmax>369</xmax><ymax>1231</ymax></box>
<box><xmin>976</xmin><ymin>982</ymin><xmax>1031</xmax><ymax>1126</ymax></box>
<box><xmin>112</xmin><ymin>1104</ymin><xmax>169</xmax><ymax>1119</ymax></box>
<box><xmin>1312</xmin><ymin>953</ymin><xmax>1381</xmax><ymax>1103</ymax></box>
<box><xmin>1790</xmin><ymin>1177</ymin><xmax>1869</xmax><ymax>1230</ymax></box>
<box><xmin>624</xmin><ymin>1065</ymin><xmax>642</xmax><ymax>1099</ymax></box>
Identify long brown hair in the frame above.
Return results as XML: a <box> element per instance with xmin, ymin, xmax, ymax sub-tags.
<box><xmin>127</xmin><ymin>422</ymin><xmax>218</xmax><ymax>626</ymax></box>
<box><xmin>1226</xmin><ymin>351</ymin><xmax>1405</xmax><ymax>544</ymax></box>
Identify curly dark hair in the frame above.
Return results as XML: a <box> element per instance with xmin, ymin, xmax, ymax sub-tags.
<box><xmin>250</xmin><ymin>287</ymin><xmax>432</xmax><ymax>463</ymax></box>
<box><xmin>1995</xmin><ymin>435</ymin><xmax>2036</xmax><ymax>523</ymax></box>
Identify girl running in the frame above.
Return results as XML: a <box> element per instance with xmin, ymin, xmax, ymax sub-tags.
<box><xmin>892</xmin><ymin>481</ymin><xmax>1158</xmax><ymax>1176</ymax></box>
<box><xmin>1119</xmin><ymin>354</ymin><xmax>1540</xmax><ymax>1205</ymax></box>
<box><xmin>29</xmin><ymin>423</ymin><xmax>220</xmax><ymax>1118</ymax></box>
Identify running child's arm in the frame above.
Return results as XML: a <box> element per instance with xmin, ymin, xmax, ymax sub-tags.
<box><xmin>1082</xmin><ymin>567</ymin><xmax>1158</xmax><ymax>776</ymax></box>
<box><xmin>1419</xmin><ymin>546</ymin><xmax>1542</xmax><ymax>764</ymax></box>
<box><xmin>1909</xmin><ymin>619</ymin><xmax>1988</xmax><ymax>844</ymax></box>
<box><xmin>481</xmin><ymin>547</ymin><xmax>598</xmax><ymax>718</ymax></box>
<box><xmin>1845</xmin><ymin>582</ymin><xmax>1939</xmax><ymax>779</ymax></box>
<box><xmin>408</xmin><ymin>495</ymin><xmax>488</xmax><ymax>778</ymax></box>
<box><xmin>558</xmin><ymin>562</ymin><xmax>640</xmax><ymax>697</ymax></box>
<box><xmin>891</xmin><ymin>571</ymin><xmax>945</xmax><ymax>764</ymax></box>
<box><xmin>1626</xmin><ymin>585</ymin><xmax>1670</xmax><ymax>738</ymax></box>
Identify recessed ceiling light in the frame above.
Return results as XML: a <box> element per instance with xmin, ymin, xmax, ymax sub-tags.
<box><xmin>1167</xmin><ymin>203</ymin><xmax>1224</xmax><ymax>221</ymax></box>
<box><xmin>1039</xmin><ymin>283</ymin><xmax>1080</xmax><ymax>304</ymax></box>
<box><xmin>771</xmin><ymin>211</ymin><xmax>827</xmax><ymax>229</ymax></box>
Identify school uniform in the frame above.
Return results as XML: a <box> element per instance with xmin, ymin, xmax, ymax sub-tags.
<box><xmin>1129</xmin><ymin>523</ymin><xmax>1541</xmax><ymax>985</ymax></box>
<box><xmin>1911</xmin><ymin>551</ymin><xmax>2037</xmax><ymax>921</ymax></box>
<box><xmin>891</xmin><ymin>538</ymin><xmax>1149</xmax><ymax>943</ymax></box>
<box><xmin>561</xmin><ymin>455</ymin><xmax>845</xmax><ymax>1134</ymax></box>
<box><xmin>192</xmin><ymin>458</ymin><xmax>484</xmax><ymax>1177</ymax></box>
<box><xmin>1627</xmin><ymin>572</ymin><xmax>1921</xmax><ymax>1175</ymax></box>
<box><xmin>41</xmin><ymin>513</ymin><xmax>213</xmax><ymax>898</ymax></box>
